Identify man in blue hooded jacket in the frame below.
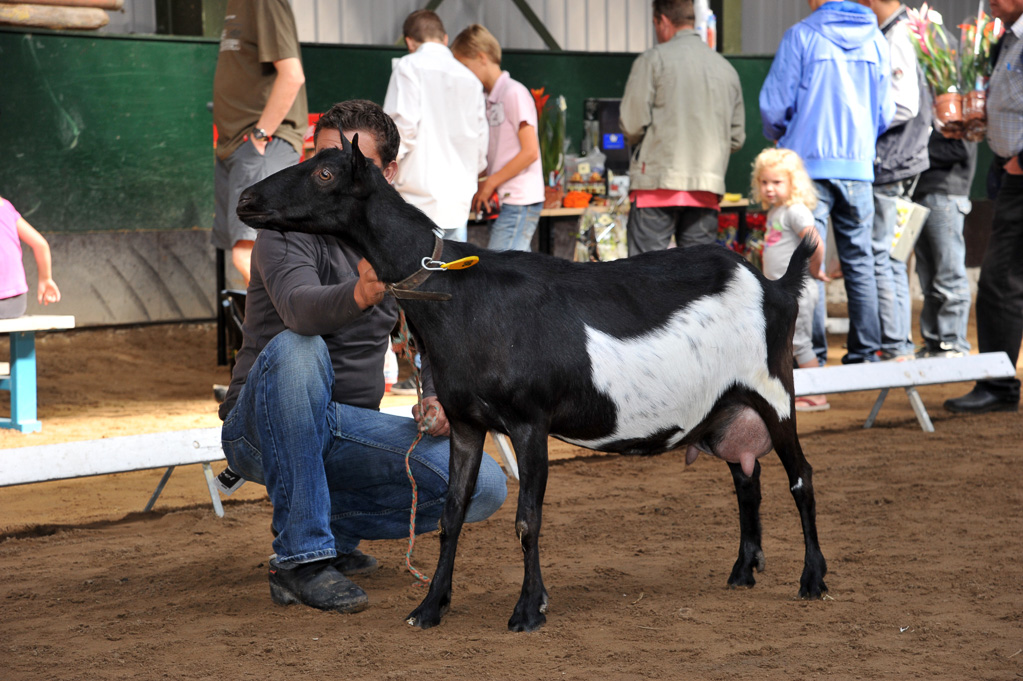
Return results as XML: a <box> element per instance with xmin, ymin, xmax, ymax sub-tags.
<box><xmin>760</xmin><ymin>0</ymin><xmax>895</xmax><ymax>364</ymax></box>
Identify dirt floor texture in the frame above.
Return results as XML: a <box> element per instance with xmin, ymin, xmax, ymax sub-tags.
<box><xmin>1</xmin><ymin>323</ymin><xmax>1021</xmax><ymax>680</ymax></box>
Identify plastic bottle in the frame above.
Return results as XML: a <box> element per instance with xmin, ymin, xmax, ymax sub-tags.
<box><xmin>706</xmin><ymin>11</ymin><xmax>716</xmax><ymax>51</ymax></box>
<box><xmin>383</xmin><ymin>344</ymin><xmax>398</xmax><ymax>392</ymax></box>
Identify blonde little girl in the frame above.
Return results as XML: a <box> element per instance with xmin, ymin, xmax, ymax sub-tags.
<box><xmin>751</xmin><ymin>148</ymin><xmax>829</xmax><ymax>411</ymax></box>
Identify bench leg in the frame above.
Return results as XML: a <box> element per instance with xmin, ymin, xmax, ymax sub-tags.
<box><xmin>145</xmin><ymin>466</ymin><xmax>176</xmax><ymax>512</ymax></box>
<box><xmin>905</xmin><ymin>386</ymin><xmax>935</xmax><ymax>433</ymax></box>
<box><xmin>491</xmin><ymin>431</ymin><xmax>519</xmax><ymax>481</ymax></box>
<box><xmin>0</xmin><ymin>331</ymin><xmax>42</xmax><ymax>433</ymax></box>
<box><xmin>144</xmin><ymin>464</ymin><xmax>226</xmax><ymax>517</ymax></box>
<box><xmin>864</xmin><ymin>388</ymin><xmax>889</xmax><ymax>429</ymax></box>
<box><xmin>202</xmin><ymin>462</ymin><xmax>225</xmax><ymax>518</ymax></box>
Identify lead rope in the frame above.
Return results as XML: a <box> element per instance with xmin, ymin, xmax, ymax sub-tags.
<box><xmin>393</xmin><ymin>304</ymin><xmax>437</xmax><ymax>584</ymax></box>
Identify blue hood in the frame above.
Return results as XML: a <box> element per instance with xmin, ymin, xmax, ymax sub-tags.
<box><xmin>804</xmin><ymin>1</ymin><xmax>882</xmax><ymax>51</ymax></box>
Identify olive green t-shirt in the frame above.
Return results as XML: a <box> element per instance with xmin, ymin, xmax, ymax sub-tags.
<box><xmin>213</xmin><ymin>0</ymin><xmax>308</xmax><ymax>160</ymax></box>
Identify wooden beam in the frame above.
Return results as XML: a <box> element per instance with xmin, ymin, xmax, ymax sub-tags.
<box><xmin>509</xmin><ymin>0</ymin><xmax>562</xmax><ymax>51</ymax></box>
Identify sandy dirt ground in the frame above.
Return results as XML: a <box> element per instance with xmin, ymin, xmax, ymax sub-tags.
<box><xmin>1</xmin><ymin>321</ymin><xmax>1021</xmax><ymax>680</ymax></box>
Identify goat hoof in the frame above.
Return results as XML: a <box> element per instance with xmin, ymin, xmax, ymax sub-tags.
<box><xmin>406</xmin><ymin>606</ymin><xmax>443</xmax><ymax>630</ymax></box>
<box><xmin>798</xmin><ymin>579</ymin><xmax>828</xmax><ymax>600</ymax></box>
<box><xmin>508</xmin><ymin>610</ymin><xmax>546</xmax><ymax>632</ymax></box>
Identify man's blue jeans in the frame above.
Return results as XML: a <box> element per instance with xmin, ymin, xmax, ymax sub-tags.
<box><xmin>913</xmin><ymin>193</ymin><xmax>972</xmax><ymax>352</ymax></box>
<box><xmin>489</xmin><ymin>201</ymin><xmax>542</xmax><ymax>251</ymax></box>
<box><xmin>872</xmin><ymin>181</ymin><xmax>916</xmax><ymax>357</ymax></box>
<box><xmin>220</xmin><ymin>331</ymin><xmax>508</xmax><ymax>566</ymax></box>
<box><xmin>811</xmin><ymin>179</ymin><xmax>881</xmax><ymax>363</ymax></box>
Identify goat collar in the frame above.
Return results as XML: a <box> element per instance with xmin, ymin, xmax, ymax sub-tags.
<box><xmin>385</xmin><ymin>236</ymin><xmax>453</xmax><ymax>302</ymax></box>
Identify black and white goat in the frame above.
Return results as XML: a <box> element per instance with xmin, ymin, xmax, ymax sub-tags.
<box><xmin>237</xmin><ymin>136</ymin><xmax>828</xmax><ymax>632</ymax></box>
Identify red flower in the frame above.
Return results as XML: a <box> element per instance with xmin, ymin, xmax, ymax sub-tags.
<box><xmin>530</xmin><ymin>87</ymin><xmax>550</xmax><ymax>114</ymax></box>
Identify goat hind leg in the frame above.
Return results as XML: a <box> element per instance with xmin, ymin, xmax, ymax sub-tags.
<box><xmin>507</xmin><ymin>424</ymin><xmax>550</xmax><ymax>632</ymax></box>
<box><xmin>773</xmin><ymin>421</ymin><xmax>828</xmax><ymax>599</ymax></box>
<box><xmin>726</xmin><ymin>460</ymin><xmax>766</xmax><ymax>588</ymax></box>
<box><xmin>406</xmin><ymin>421</ymin><xmax>487</xmax><ymax>629</ymax></box>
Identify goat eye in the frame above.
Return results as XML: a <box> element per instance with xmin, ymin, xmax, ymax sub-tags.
<box><xmin>318</xmin><ymin>168</ymin><xmax>333</xmax><ymax>181</ymax></box>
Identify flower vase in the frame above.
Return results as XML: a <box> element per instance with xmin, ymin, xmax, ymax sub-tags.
<box><xmin>544</xmin><ymin>185</ymin><xmax>564</xmax><ymax>209</ymax></box>
<box><xmin>933</xmin><ymin>92</ymin><xmax>964</xmax><ymax>138</ymax></box>
<box><xmin>962</xmin><ymin>90</ymin><xmax>987</xmax><ymax>143</ymax></box>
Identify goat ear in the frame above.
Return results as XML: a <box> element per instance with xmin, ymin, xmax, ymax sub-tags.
<box><xmin>350</xmin><ymin>133</ymin><xmax>368</xmax><ymax>170</ymax></box>
<box><xmin>340</xmin><ymin>128</ymin><xmax>353</xmax><ymax>154</ymax></box>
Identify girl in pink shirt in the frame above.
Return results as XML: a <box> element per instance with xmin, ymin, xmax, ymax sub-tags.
<box><xmin>0</xmin><ymin>196</ymin><xmax>61</xmax><ymax>319</ymax></box>
<box><xmin>452</xmin><ymin>24</ymin><xmax>545</xmax><ymax>251</ymax></box>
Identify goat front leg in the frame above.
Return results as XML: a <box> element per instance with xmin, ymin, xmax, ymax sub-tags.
<box><xmin>507</xmin><ymin>424</ymin><xmax>550</xmax><ymax>632</ymax></box>
<box><xmin>773</xmin><ymin>422</ymin><xmax>828</xmax><ymax>599</ymax></box>
<box><xmin>726</xmin><ymin>460</ymin><xmax>766</xmax><ymax>588</ymax></box>
<box><xmin>406</xmin><ymin>420</ymin><xmax>487</xmax><ymax>629</ymax></box>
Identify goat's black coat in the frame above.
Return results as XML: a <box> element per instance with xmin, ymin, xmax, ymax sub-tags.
<box><xmin>237</xmin><ymin>140</ymin><xmax>828</xmax><ymax>631</ymax></box>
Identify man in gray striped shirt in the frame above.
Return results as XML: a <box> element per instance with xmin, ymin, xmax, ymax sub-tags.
<box><xmin>945</xmin><ymin>0</ymin><xmax>1023</xmax><ymax>414</ymax></box>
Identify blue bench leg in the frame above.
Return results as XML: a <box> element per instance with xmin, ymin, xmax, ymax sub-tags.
<box><xmin>1</xmin><ymin>331</ymin><xmax>42</xmax><ymax>433</ymax></box>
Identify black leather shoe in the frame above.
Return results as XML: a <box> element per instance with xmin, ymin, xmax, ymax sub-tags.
<box><xmin>944</xmin><ymin>387</ymin><xmax>1019</xmax><ymax>414</ymax></box>
<box><xmin>333</xmin><ymin>549</ymin><xmax>379</xmax><ymax>576</ymax></box>
<box><xmin>269</xmin><ymin>558</ymin><xmax>369</xmax><ymax>613</ymax></box>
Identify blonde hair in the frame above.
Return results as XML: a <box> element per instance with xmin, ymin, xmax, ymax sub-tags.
<box><xmin>750</xmin><ymin>148</ymin><xmax>818</xmax><ymax>211</ymax></box>
<box><xmin>450</xmin><ymin>24</ymin><xmax>502</xmax><ymax>66</ymax></box>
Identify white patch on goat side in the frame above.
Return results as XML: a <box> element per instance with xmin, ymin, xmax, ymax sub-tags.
<box><xmin>561</xmin><ymin>266</ymin><xmax>790</xmax><ymax>450</ymax></box>
<box><xmin>791</xmin><ymin>477</ymin><xmax>804</xmax><ymax>492</ymax></box>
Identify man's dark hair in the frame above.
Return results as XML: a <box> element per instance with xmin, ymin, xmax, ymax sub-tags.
<box><xmin>314</xmin><ymin>99</ymin><xmax>401</xmax><ymax>165</ymax></box>
<box><xmin>403</xmin><ymin>9</ymin><xmax>446</xmax><ymax>43</ymax></box>
<box><xmin>653</xmin><ymin>0</ymin><xmax>695</xmax><ymax>27</ymax></box>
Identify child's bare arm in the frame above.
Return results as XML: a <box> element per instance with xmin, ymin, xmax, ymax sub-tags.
<box><xmin>798</xmin><ymin>225</ymin><xmax>829</xmax><ymax>282</ymax></box>
<box><xmin>16</xmin><ymin>217</ymin><xmax>61</xmax><ymax>305</ymax></box>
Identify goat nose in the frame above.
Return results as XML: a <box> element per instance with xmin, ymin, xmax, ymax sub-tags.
<box><xmin>237</xmin><ymin>191</ymin><xmax>253</xmax><ymax>208</ymax></box>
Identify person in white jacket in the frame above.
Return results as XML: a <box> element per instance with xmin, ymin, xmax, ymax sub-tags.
<box><xmin>383</xmin><ymin>9</ymin><xmax>489</xmax><ymax>242</ymax></box>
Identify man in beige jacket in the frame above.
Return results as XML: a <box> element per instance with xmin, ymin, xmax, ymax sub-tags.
<box><xmin>619</xmin><ymin>0</ymin><xmax>745</xmax><ymax>255</ymax></box>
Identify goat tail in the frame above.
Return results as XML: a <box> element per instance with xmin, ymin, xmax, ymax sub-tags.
<box><xmin>776</xmin><ymin>233</ymin><xmax>818</xmax><ymax>301</ymax></box>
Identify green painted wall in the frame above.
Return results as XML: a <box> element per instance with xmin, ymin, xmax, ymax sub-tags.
<box><xmin>0</xmin><ymin>28</ymin><xmax>991</xmax><ymax>237</ymax></box>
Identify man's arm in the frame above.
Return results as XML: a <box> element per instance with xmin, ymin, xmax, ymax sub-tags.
<box><xmin>257</xmin><ymin>232</ymin><xmax>365</xmax><ymax>336</ymax></box>
<box><xmin>252</xmin><ymin>57</ymin><xmax>305</xmax><ymax>155</ymax></box>
<box><xmin>888</xmin><ymin>25</ymin><xmax>921</xmax><ymax>126</ymax></box>
<box><xmin>383</xmin><ymin>61</ymin><xmax>421</xmax><ymax>164</ymax></box>
<box><xmin>730</xmin><ymin>77</ymin><xmax>746</xmax><ymax>153</ymax></box>
<box><xmin>619</xmin><ymin>51</ymin><xmax>655</xmax><ymax>148</ymax></box>
<box><xmin>876</xmin><ymin>38</ymin><xmax>896</xmax><ymax>135</ymax></box>
<box><xmin>759</xmin><ymin>29</ymin><xmax>802</xmax><ymax>141</ymax></box>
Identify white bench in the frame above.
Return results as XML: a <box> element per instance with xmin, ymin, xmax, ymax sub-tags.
<box><xmin>0</xmin><ymin>315</ymin><xmax>76</xmax><ymax>432</ymax></box>
<box><xmin>0</xmin><ymin>427</ymin><xmax>227</xmax><ymax>516</ymax></box>
<box><xmin>794</xmin><ymin>352</ymin><xmax>1017</xmax><ymax>432</ymax></box>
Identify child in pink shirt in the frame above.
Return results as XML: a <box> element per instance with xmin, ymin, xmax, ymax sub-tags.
<box><xmin>452</xmin><ymin>24</ymin><xmax>545</xmax><ymax>251</ymax></box>
<box><xmin>0</xmin><ymin>196</ymin><xmax>61</xmax><ymax>319</ymax></box>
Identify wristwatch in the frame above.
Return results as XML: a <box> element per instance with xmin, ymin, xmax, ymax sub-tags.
<box><xmin>251</xmin><ymin>127</ymin><xmax>270</xmax><ymax>142</ymax></box>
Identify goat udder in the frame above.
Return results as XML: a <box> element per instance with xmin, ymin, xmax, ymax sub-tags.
<box><xmin>707</xmin><ymin>407</ymin><xmax>773</xmax><ymax>477</ymax></box>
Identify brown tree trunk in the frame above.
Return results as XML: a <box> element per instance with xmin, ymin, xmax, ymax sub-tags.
<box><xmin>1</xmin><ymin>0</ymin><xmax>122</xmax><ymax>9</ymax></box>
<box><xmin>0</xmin><ymin>4</ymin><xmax>110</xmax><ymax>29</ymax></box>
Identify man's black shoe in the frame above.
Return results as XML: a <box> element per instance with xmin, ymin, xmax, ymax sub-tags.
<box><xmin>944</xmin><ymin>387</ymin><xmax>1019</xmax><ymax>414</ymax></box>
<box><xmin>268</xmin><ymin>558</ymin><xmax>369</xmax><ymax>613</ymax></box>
<box><xmin>333</xmin><ymin>549</ymin><xmax>379</xmax><ymax>576</ymax></box>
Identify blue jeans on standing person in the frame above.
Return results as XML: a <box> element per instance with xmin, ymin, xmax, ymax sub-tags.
<box><xmin>220</xmin><ymin>330</ymin><xmax>508</xmax><ymax>566</ymax></box>
<box><xmin>811</xmin><ymin>179</ymin><xmax>882</xmax><ymax>364</ymax></box>
<box><xmin>872</xmin><ymin>180</ymin><xmax>916</xmax><ymax>358</ymax></box>
<box><xmin>488</xmin><ymin>201</ymin><xmax>543</xmax><ymax>251</ymax></box>
<box><xmin>913</xmin><ymin>193</ymin><xmax>972</xmax><ymax>353</ymax></box>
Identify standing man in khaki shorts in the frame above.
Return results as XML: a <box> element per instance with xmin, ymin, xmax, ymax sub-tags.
<box><xmin>212</xmin><ymin>0</ymin><xmax>307</xmax><ymax>285</ymax></box>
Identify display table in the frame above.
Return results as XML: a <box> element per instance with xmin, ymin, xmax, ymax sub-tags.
<box><xmin>535</xmin><ymin>198</ymin><xmax>750</xmax><ymax>256</ymax></box>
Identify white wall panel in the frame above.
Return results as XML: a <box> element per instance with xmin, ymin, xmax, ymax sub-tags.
<box><xmin>103</xmin><ymin>0</ymin><xmax>1001</xmax><ymax>55</ymax></box>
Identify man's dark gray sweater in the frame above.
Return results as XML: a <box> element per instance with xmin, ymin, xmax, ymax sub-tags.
<box><xmin>219</xmin><ymin>230</ymin><xmax>432</xmax><ymax>420</ymax></box>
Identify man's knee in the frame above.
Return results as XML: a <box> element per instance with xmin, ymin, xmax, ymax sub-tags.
<box><xmin>262</xmin><ymin>331</ymin><xmax>333</xmax><ymax>384</ymax></box>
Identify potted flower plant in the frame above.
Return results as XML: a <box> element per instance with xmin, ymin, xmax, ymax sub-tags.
<box><xmin>907</xmin><ymin>4</ymin><xmax>963</xmax><ymax>137</ymax></box>
<box><xmin>959</xmin><ymin>9</ymin><xmax>1004</xmax><ymax>141</ymax></box>
<box><xmin>531</xmin><ymin>87</ymin><xmax>567</xmax><ymax>208</ymax></box>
